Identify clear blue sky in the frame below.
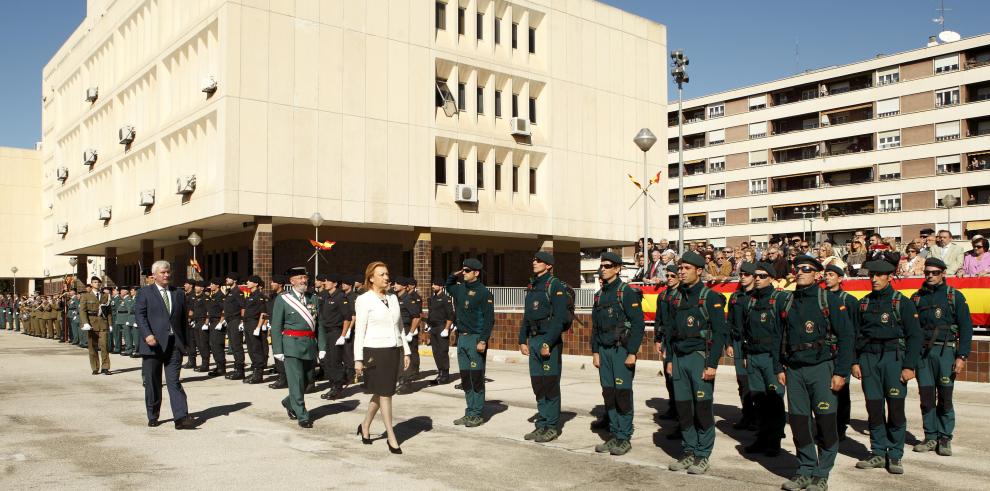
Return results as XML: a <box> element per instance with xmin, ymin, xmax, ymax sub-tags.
<box><xmin>1</xmin><ymin>1</ymin><xmax>989</xmax><ymax>148</ymax></box>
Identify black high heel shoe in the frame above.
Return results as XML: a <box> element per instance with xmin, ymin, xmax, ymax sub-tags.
<box><xmin>387</xmin><ymin>440</ymin><xmax>402</xmax><ymax>455</ymax></box>
<box><xmin>356</xmin><ymin>424</ymin><xmax>372</xmax><ymax>445</ymax></box>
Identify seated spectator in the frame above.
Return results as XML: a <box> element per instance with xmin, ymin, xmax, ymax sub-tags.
<box><xmin>844</xmin><ymin>239</ymin><xmax>868</xmax><ymax>276</ymax></box>
<box><xmin>961</xmin><ymin>237</ymin><xmax>990</xmax><ymax>276</ymax></box>
<box><xmin>765</xmin><ymin>247</ymin><xmax>789</xmax><ymax>279</ymax></box>
<box><xmin>898</xmin><ymin>246</ymin><xmax>925</xmax><ymax>276</ymax></box>
<box><xmin>819</xmin><ymin>242</ymin><xmax>847</xmax><ymax>271</ymax></box>
<box><xmin>631</xmin><ymin>253</ymin><xmax>645</xmax><ymax>282</ymax></box>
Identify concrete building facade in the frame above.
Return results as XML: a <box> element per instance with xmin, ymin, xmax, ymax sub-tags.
<box><xmin>39</xmin><ymin>0</ymin><xmax>666</xmax><ymax>291</ymax></box>
<box><xmin>0</xmin><ymin>147</ymin><xmax>44</xmax><ymax>294</ymax></box>
<box><xmin>664</xmin><ymin>34</ymin><xmax>990</xmax><ymax>249</ymax></box>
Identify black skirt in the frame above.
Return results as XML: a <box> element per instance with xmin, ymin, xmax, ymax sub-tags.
<box><xmin>363</xmin><ymin>347</ymin><xmax>401</xmax><ymax>396</ymax></box>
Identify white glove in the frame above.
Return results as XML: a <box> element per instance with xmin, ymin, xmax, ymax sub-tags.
<box><xmin>201</xmin><ymin>322</ymin><xmax>209</xmax><ymax>331</ymax></box>
<box><xmin>109</xmin><ymin>325</ymin><xmax>113</xmax><ymax>332</ymax></box>
<box><xmin>347</xmin><ymin>328</ymin><xmax>353</xmax><ymax>339</ymax></box>
<box><xmin>404</xmin><ymin>332</ymin><xmax>413</xmax><ymax>342</ymax></box>
<box><xmin>262</xmin><ymin>322</ymin><xmax>270</xmax><ymax>332</ymax></box>
<box><xmin>252</xmin><ymin>327</ymin><xmax>260</xmax><ymax>336</ymax></box>
<box><xmin>274</xmin><ymin>354</ymin><xmax>285</xmax><ymax>361</ymax></box>
<box><xmin>440</xmin><ymin>327</ymin><xmax>449</xmax><ymax>338</ymax></box>
<box><xmin>214</xmin><ymin>322</ymin><xmax>223</xmax><ymax>330</ymax></box>
<box><xmin>335</xmin><ymin>336</ymin><xmax>346</xmax><ymax>346</ymax></box>
<box><xmin>424</xmin><ymin>326</ymin><xmax>432</xmax><ymax>333</ymax></box>
<box><xmin>410</xmin><ymin>328</ymin><xmax>418</xmax><ymax>337</ymax></box>
<box><xmin>238</xmin><ymin>321</ymin><xmax>244</xmax><ymax>332</ymax></box>
<box><xmin>318</xmin><ymin>350</ymin><xmax>326</xmax><ymax>360</ymax></box>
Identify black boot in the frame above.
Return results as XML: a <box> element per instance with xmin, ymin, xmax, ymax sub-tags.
<box><xmin>247</xmin><ymin>371</ymin><xmax>263</xmax><ymax>384</ymax></box>
<box><xmin>207</xmin><ymin>367</ymin><xmax>226</xmax><ymax>377</ymax></box>
<box><xmin>269</xmin><ymin>379</ymin><xmax>287</xmax><ymax>389</ymax></box>
<box><xmin>228</xmin><ymin>370</ymin><xmax>245</xmax><ymax>381</ymax></box>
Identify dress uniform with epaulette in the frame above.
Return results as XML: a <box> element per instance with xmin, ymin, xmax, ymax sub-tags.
<box><xmin>520</xmin><ymin>251</ymin><xmax>571</xmax><ymax>444</ymax></box>
<box><xmin>655</xmin><ymin>263</ymin><xmax>680</xmax><ymax>424</ymax></box>
<box><xmin>205</xmin><ymin>279</ymin><xmax>226</xmax><ymax>376</ymax></box>
<box><xmin>590</xmin><ymin>251</ymin><xmax>645</xmax><ymax>456</ymax></box>
<box><xmin>911</xmin><ymin>257</ymin><xmax>973</xmax><ymax>457</ymax></box>
<box><xmin>268</xmin><ymin>275</ymin><xmax>289</xmax><ymax>390</ymax></box>
<box><xmin>271</xmin><ymin>267</ymin><xmax>325</xmax><ymax>428</ymax></box>
<box><xmin>728</xmin><ymin>261</ymin><xmax>758</xmax><ymax>432</ymax></box>
<box><xmin>318</xmin><ymin>274</ymin><xmax>350</xmax><ymax>398</ymax></box>
<box><xmin>113</xmin><ymin>290</ymin><xmax>130</xmax><ymax>353</ymax></box>
<box><xmin>446</xmin><ymin>259</ymin><xmax>495</xmax><ymax>428</ymax></box>
<box><xmin>187</xmin><ymin>282</ymin><xmax>209</xmax><ymax>370</ymax></box>
<box><xmin>78</xmin><ymin>278</ymin><xmax>112</xmax><ymax>375</ymax></box>
<box><xmin>776</xmin><ymin>257</ymin><xmax>854</xmax><ymax>491</ymax></box>
<box><xmin>67</xmin><ymin>292</ymin><xmax>80</xmax><ymax>345</ymax></box>
<box><xmin>123</xmin><ymin>288</ymin><xmax>139</xmax><ymax>357</ymax></box>
<box><xmin>664</xmin><ymin>251</ymin><xmax>730</xmax><ymax>475</ymax></box>
<box><xmin>852</xmin><ymin>259</ymin><xmax>923</xmax><ymax>475</ymax></box>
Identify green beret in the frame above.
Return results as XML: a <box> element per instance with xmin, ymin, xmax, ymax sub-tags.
<box><xmin>924</xmin><ymin>257</ymin><xmax>947</xmax><ymax>270</ymax></box>
<box><xmin>600</xmin><ymin>251</ymin><xmax>623</xmax><ymax>265</ymax></box>
<box><xmin>740</xmin><ymin>261</ymin><xmax>758</xmax><ymax>275</ymax></box>
<box><xmin>679</xmin><ymin>251</ymin><xmax>705</xmax><ymax>268</ymax></box>
<box><xmin>793</xmin><ymin>255</ymin><xmax>824</xmax><ymax>271</ymax></box>
<box><xmin>665</xmin><ymin>263</ymin><xmax>678</xmax><ymax>274</ymax></box>
<box><xmin>462</xmin><ymin>258</ymin><xmax>483</xmax><ymax>271</ymax></box>
<box><xmin>754</xmin><ymin>261</ymin><xmax>775</xmax><ymax>277</ymax></box>
<box><xmin>863</xmin><ymin>259</ymin><xmax>895</xmax><ymax>274</ymax></box>
<box><xmin>825</xmin><ymin>264</ymin><xmax>845</xmax><ymax>277</ymax></box>
<box><xmin>534</xmin><ymin>251</ymin><xmax>555</xmax><ymax>265</ymax></box>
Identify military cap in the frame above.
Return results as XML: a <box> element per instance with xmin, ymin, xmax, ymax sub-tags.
<box><xmin>600</xmin><ymin>251</ymin><xmax>623</xmax><ymax>265</ymax></box>
<box><xmin>462</xmin><ymin>258</ymin><xmax>483</xmax><ymax>271</ymax></box>
<box><xmin>285</xmin><ymin>267</ymin><xmax>309</xmax><ymax>278</ymax></box>
<box><xmin>225</xmin><ymin>272</ymin><xmax>240</xmax><ymax>282</ymax></box>
<box><xmin>247</xmin><ymin>275</ymin><xmax>263</xmax><ymax>285</ymax></box>
<box><xmin>863</xmin><ymin>259</ymin><xmax>895</xmax><ymax>274</ymax></box>
<box><xmin>432</xmin><ymin>277</ymin><xmax>445</xmax><ymax>286</ymax></box>
<box><xmin>679</xmin><ymin>251</ymin><xmax>705</xmax><ymax>268</ymax></box>
<box><xmin>183</xmin><ymin>278</ymin><xmax>194</xmax><ymax>286</ymax></box>
<box><xmin>408</xmin><ymin>277</ymin><xmax>418</xmax><ymax>286</ymax></box>
<box><xmin>665</xmin><ymin>263</ymin><xmax>678</xmax><ymax>274</ymax></box>
<box><xmin>793</xmin><ymin>255</ymin><xmax>824</xmax><ymax>272</ymax></box>
<box><xmin>740</xmin><ymin>261</ymin><xmax>758</xmax><ymax>275</ymax></box>
<box><xmin>142</xmin><ymin>269</ymin><xmax>152</xmax><ymax>277</ymax></box>
<box><xmin>208</xmin><ymin>277</ymin><xmax>222</xmax><ymax>286</ymax></box>
<box><xmin>195</xmin><ymin>280</ymin><xmax>207</xmax><ymax>288</ymax></box>
<box><xmin>271</xmin><ymin>274</ymin><xmax>287</xmax><ymax>284</ymax></box>
<box><xmin>315</xmin><ymin>273</ymin><xmax>329</xmax><ymax>282</ymax></box>
<box><xmin>825</xmin><ymin>264</ymin><xmax>845</xmax><ymax>277</ymax></box>
<box><xmin>90</xmin><ymin>276</ymin><xmax>102</xmax><ymax>283</ymax></box>
<box><xmin>920</xmin><ymin>228</ymin><xmax>935</xmax><ymax>236</ymax></box>
<box><xmin>534</xmin><ymin>251</ymin><xmax>555</xmax><ymax>265</ymax></box>
<box><xmin>754</xmin><ymin>261</ymin><xmax>777</xmax><ymax>277</ymax></box>
<box><xmin>324</xmin><ymin>273</ymin><xmax>339</xmax><ymax>283</ymax></box>
<box><xmin>394</xmin><ymin>276</ymin><xmax>408</xmax><ymax>286</ymax></box>
<box><xmin>924</xmin><ymin>257</ymin><xmax>947</xmax><ymax>270</ymax></box>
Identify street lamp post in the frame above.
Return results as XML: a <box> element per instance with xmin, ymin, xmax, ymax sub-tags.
<box><xmin>187</xmin><ymin>232</ymin><xmax>202</xmax><ymax>281</ymax></box>
<box><xmin>670</xmin><ymin>50</ymin><xmax>689</xmax><ymax>254</ymax></box>
<box><xmin>634</xmin><ymin>128</ymin><xmax>657</xmax><ymax>279</ymax></box>
<box><xmin>943</xmin><ymin>194</ymin><xmax>958</xmax><ymax>237</ymax></box>
<box><xmin>10</xmin><ymin>266</ymin><xmax>17</xmax><ymax>295</ymax></box>
<box><xmin>309</xmin><ymin>212</ymin><xmax>325</xmax><ymax>276</ymax></box>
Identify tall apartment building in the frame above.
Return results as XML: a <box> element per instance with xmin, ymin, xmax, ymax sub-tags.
<box><xmin>0</xmin><ymin>146</ymin><xmax>44</xmax><ymax>294</ymax></box>
<box><xmin>664</xmin><ymin>33</ymin><xmax>990</xmax><ymax>249</ymax></box>
<box><xmin>38</xmin><ymin>0</ymin><xmax>665</xmax><ymax>291</ymax></box>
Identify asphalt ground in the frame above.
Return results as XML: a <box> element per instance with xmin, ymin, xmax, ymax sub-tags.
<box><xmin>1</xmin><ymin>329</ymin><xmax>988</xmax><ymax>490</ymax></box>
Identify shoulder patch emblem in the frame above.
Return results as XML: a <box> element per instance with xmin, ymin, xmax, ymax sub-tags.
<box><xmin>713</xmin><ymin>303</ymin><xmax>722</xmax><ymax>308</ymax></box>
<box><xmin>631</xmin><ymin>303</ymin><xmax>639</xmax><ymax>308</ymax></box>
<box><xmin>817</xmin><ymin>401</ymin><xmax>831</xmax><ymax>411</ymax></box>
<box><xmin>934</xmin><ymin>307</ymin><xmax>943</xmax><ymax>319</ymax></box>
<box><xmin>804</xmin><ymin>320</ymin><xmax>815</xmax><ymax>333</ymax></box>
<box><xmin>555</xmin><ymin>291</ymin><xmax>563</xmax><ymax>296</ymax></box>
<box><xmin>880</xmin><ymin>312</ymin><xmax>890</xmax><ymax>324</ymax></box>
<box><xmin>839</xmin><ymin>305</ymin><xmax>846</xmax><ymax>311</ymax></box>
<box><xmin>487</xmin><ymin>299</ymin><xmax>493</xmax><ymax>304</ymax></box>
<box><xmin>467</xmin><ymin>290</ymin><xmax>476</xmax><ymax>296</ymax></box>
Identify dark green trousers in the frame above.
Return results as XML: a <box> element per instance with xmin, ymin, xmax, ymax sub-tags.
<box><xmin>860</xmin><ymin>350</ymin><xmax>908</xmax><ymax>459</ymax></box>
<box><xmin>672</xmin><ymin>351</ymin><xmax>715</xmax><ymax>458</ymax></box>
<box><xmin>528</xmin><ymin>337</ymin><xmax>562</xmax><ymax>429</ymax></box>
<box><xmin>70</xmin><ymin>318</ymin><xmax>80</xmax><ymax>344</ymax></box>
<box><xmin>111</xmin><ymin>322</ymin><xmax>125</xmax><ymax>352</ymax></box>
<box><xmin>786</xmin><ymin>361</ymin><xmax>839</xmax><ymax>478</ymax></box>
<box><xmin>598</xmin><ymin>345</ymin><xmax>635</xmax><ymax>440</ymax></box>
<box><xmin>747</xmin><ymin>352</ymin><xmax>785</xmax><ymax>444</ymax></box>
<box><xmin>282</xmin><ymin>356</ymin><xmax>316</xmax><ymax>422</ymax></box>
<box><xmin>917</xmin><ymin>344</ymin><xmax>956</xmax><ymax>441</ymax></box>
<box><xmin>457</xmin><ymin>334</ymin><xmax>486</xmax><ymax>418</ymax></box>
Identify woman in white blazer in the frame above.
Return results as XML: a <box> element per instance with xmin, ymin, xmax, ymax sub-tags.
<box><xmin>353</xmin><ymin>261</ymin><xmax>411</xmax><ymax>454</ymax></box>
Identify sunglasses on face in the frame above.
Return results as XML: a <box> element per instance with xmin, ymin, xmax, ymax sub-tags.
<box><xmin>665</xmin><ymin>273</ymin><xmax>676</xmax><ymax>279</ymax></box>
<box><xmin>974</xmin><ymin>244</ymin><xmax>985</xmax><ymax>250</ymax></box>
<box><xmin>600</xmin><ymin>263</ymin><xmax>617</xmax><ymax>269</ymax></box>
<box><xmin>740</xmin><ymin>272</ymin><xmax>753</xmax><ymax>277</ymax></box>
<box><xmin>796</xmin><ymin>265</ymin><xmax>816</xmax><ymax>273</ymax></box>
<box><xmin>924</xmin><ymin>270</ymin><xmax>943</xmax><ymax>276</ymax></box>
<box><xmin>800</xmin><ymin>245</ymin><xmax>810</xmax><ymax>249</ymax></box>
<box><xmin>754</xmin><ymin>273</ymin><xmax>770</xmax><ymax>279</ymax></box>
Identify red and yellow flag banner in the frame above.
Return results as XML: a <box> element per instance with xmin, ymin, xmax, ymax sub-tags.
<box><xmin>309</xmin><ymin>239</ymin><xmax>336</xmax><ymax>251</ymax></box>
<box><xmin>633</xmin><ymin>277</ymin><xmax>990</xmax><ymax>325</ymax></box>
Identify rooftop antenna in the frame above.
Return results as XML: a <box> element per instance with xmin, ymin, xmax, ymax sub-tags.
<box><xmin>933</xmin><ymin>0</ymin><xmax>961</xmax><ymax>43</ymax></box>
<box><xmin>794</xmin><ymin>37</ymin><xmax>800</xmax><ymax>74</ymax></box>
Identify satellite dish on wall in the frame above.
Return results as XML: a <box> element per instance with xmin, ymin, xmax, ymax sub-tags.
<box><xmin>938</xmin><ymin>30</ymin><xmax>961</xmax><ymax>43</ymax></box>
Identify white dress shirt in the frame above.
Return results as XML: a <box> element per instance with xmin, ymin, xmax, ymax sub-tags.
<box><xmin>353</xmin><ymin>290</ymin><xmax>411</xmax><ymax>361</ymax></box>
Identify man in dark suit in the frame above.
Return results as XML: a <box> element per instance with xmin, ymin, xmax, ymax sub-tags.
<box><xmin>134</xmin><ymin>260</ymin><xmax>198</xmax><ymax>430</ymax></box>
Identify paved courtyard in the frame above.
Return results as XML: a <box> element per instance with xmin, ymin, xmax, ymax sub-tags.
<box><xmin>1</xmin><ymin>329</ymin><xmax>988</xmax><ymax>490</ymax></box>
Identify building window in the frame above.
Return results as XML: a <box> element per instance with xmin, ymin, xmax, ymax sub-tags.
<box><xmin>936</xmin><ymin>155</ymin><xmax>961</xmax><ymax>174</ymax></box>
<box><xmin>458</xmin><ymin>7</ymin><xmax>465</xmax><ymax>35</ymax></box>
<box><xmin>476</xmin><ymin>87</ymin><xmax>484</xmax><ymax>114</ymax></box>
<box><xmin>936</xmin><ymin>221</ymin><xmax>962</xmax><ymax>239</ymax></box>
<box><xmin>748</xmin><ymin>94</ymin><xmax>767</xmax><ymax>110</ymax></box>
<box><xmin>935</xmin><ymin>121</ymin><xmax>960</xmax><ymax>141</ymax></box>
<box><xmin>436</xmin><ymin>79</ymin><xmax>454</xmax><ymax>108</ymax></box>
<box><xmin>435</xmin><ymin>2</ymin><xmax>446</xmax><ymax>30</ymax></box>
<box><xmin>477</xmin><ymin>160</ymin><xmax>485</xmax><ymax>188</ymax></box>
<box><xmin>494</xmin><ymin>90</ymin><xmax>502</xmax><ymax>118</ymax></box>
<box><xmin>511</xmin><ymin>93</ymin><xmax>519</xmax><ymax>117</ymax></box>
<box><xmin>529</xmin><ymin>168</ymin><xmax>537</xmax><ymax>194</ymax></box>
<box><xmin>528</xmin><ymin>97</ymin><xmax>537</xmax><ymax>124</ymax></box>
<box><xmin>435</xmin><ymin>155</ymin><xmax>446</xmax><ymax>184</ymax></box>
<box><xmin>495</xmin><ymin>162</ymin><xmax>502</xmax><ymax>190</ymax></box>
<box><xmin>476</xmin><ymin>12</ymin><xmax>483</xmax><ymax>40</ymax></box>
<box><xmin>707</xmin><ymin>129</ymin><xmax>724</xmax><ymax>145</ymax></box>
<box><xmin>935</xmin><ymin>87</ymin><xmax>960</xmax><ymax>107</ymax></box>
<box><xmin>877</xmin><ymin>97</ymin><xmax>899</xmax><ymax>117</ymax></box>
<box><xmin>934</xmin><ymin>53</ymin><xmax>959</xmax><ymax>74</ymax></box>
<box><xmin>878</xmin><ymin>130</ymin><xmax>900</xmax><ymax>149</ymax></box>
<box><xmin>707</xmin><ymin>103</ymin><xmax>724</xmax><ymax>119</ymax></box>
<box><xmin>878</xmin><ymin>194</ymin><xmax>901</xmax><ymax>212</ymax></box>
<box><xmin>457</xmin><ymin>158</ymin><xmax>466</xmax><ymax>184</ymax></box>
<box><xmin>878</xmin><ymin>162</ymin><xmax>901</xmax><ymax>181</ymax></box>
<box><xmin>937</xmin><ymin>189</ymin><xmax>961</xmax><ymax>208</ymax></box>
<box><xmin>709</xmin><ymin>210</ymin><xmax>726</xmax><ymax>227</ymax></box>
<box><xmin>708</xmin><ymin>157</ymin><xmax>725</xmax><ymax>173</ymax></box>
<box><xmin>748</xmin><ymin>122</ymin><xmax>766</xmax><ymax>139</ymax></box>
<box><xmin>512</xmin><ymin>165</ymin><xmax>519</xmax><ymax>192</ymax></box>
<box><xmin>511</xmin><ymin>22</ymin><xmax>518</xmax><ymax>49</ymax></box>
<box><xmin>709</xmin><ymin>183</ymin><xmax>725</xmax><ymax>199</ymax></box>
<box><xmin>749</xmin><ymin>207</ymin><xmax>768</xmax><ymax>223</ymax></box>
<box><xmin>494</xmin><ymin>18</ymin><xmax>501</xmax><ymax>44</ymax></box>
<box><xmin>528</xmin><ymin>27</ymin><xmax>536</xmax><ymax>54</ymax></box>
<box><xmin>457</xmin><ymin>83</ymin><xmax>466</xmax><ymax>111</ymax></box>
<box><xmin>876</xmin><ymin>66</ymin><xmax>899</xmax><ymax>86</ymax></box>
<box><xmin>749</xmin><ymin>150</ymin><xmax>767</xmax><ymax>166</ymax></box>
<box><xmin>749</xmin><ymin>178</ymin><xmax>768</xmax><ymax>195</ymax></box>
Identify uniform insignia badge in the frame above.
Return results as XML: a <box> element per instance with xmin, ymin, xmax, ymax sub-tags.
<box><xmin>631</xmin><ymin>303</ymin><xmax>639</xmax><ymax>307</ymax></box>
<box><xmin>817</xmin><ymin>401</ymin><xmax>830</xmax><ymax>411</ymax></box>
<box><xmin>880</xmin><ymin>313</ymin><xmax>890</xmax><ymax>324</ymax></box>
<box><xmin>468</xmin><ymin>290</ymin><xmax>476</xmax><ymax>296</ymax></box>
<box><xmin>470</xmin><ymin>361</ymin><xmax>477</xmax><ymax>368</ymax></box>
<box><xmin>686</xmin><ymin>315</ymin><xmax>695</xmax><ymax>327</ymax></box>
<box><xmin>487</xmin><ymin>299</ymin><xmax>493</xmax><ymax>304</ymax></box>
<box><xmin>532</xmin><ymin>301</ymin><xmax>540</xmax><ymax>309</ymax></box>
<box><xmin>556</xmin><ymin>291</ymin><xmax>563</xmax><ymax>296</ymax></box>
<box><xmin>839</xmin><ymin>305</ymin><xmax>846</xmax><ymax>311</ymax></box>
<box><xmin>805</xmin><ymin>320</ymin><xmax>815</xmax><ymax>333</ymax></box>
<box><xmin>761</xmin><ymin>312</ymin><xmax>768</xmax><ymax>322</ymax></box>
<box><xmin>695</xmin><ymin>390</ymin><xmax>705</xmax><ymax>399</ymax></box>
<box><xmin>935</xmin><ymin>308</ymin><xmax>943</xmax><ymax>319</ymax></box>
<box><xmin>888</xmin><ymin>387</ymin><xmax>900</xmax><ymax>396</ymax></box>
<box><xmin>615</xmin><ymin>378</ymin><xmax>623</xmax><ymax>385</ymax></box>
<box><xmin>464</xmin><ymin>301</ymin><xmax>470</xmax><ymax>308</ymax></box>
<box><xmin>543</xmin><ymin>364</ymin><xmax>550</xmax><ymax>371</ymax></box>
<box><xmin>940</xmin><ymin>376</ymin><xmax>951</xmax><ymax>385</ymax></box>
<box><xmin>768</xmin><ymin>383</ymin><xmax>777</xmax><ymax>392</ymax></box>
<box><xmin>713</xmin><ymin>303</ymin><xmax>722</xmax><ymax>308</ymax></box>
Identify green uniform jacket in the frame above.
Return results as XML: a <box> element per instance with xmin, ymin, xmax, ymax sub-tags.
<box><xmin>775</xmin><ymin>286</ymin><xmax>854</xmax><ymax>376</ymax></box>
<box><xmin>728</xmin><ymin>287</ymin><xmax>755</xmax><ymax>343</ymax></box>
<box><xmin>67</xmin><ymin>297</ymin><xmax>80</xmax><ymax>322</ymax></box>
<box><xmin>912</xmin><ymin>282</ymin><xmax>973</xmax><ymax>358</ymax></box>
<box><xmin>445</xmin><ymin>275</ymin><xmax>494</xmax><ymax>342</ymax></box>
<box><xmin>123</xmin><ymin>296</ymin><xmax>136</xmax><ymax>324</ymax></box>
<box><xmin>590</xmin><ymin>277</ymin><xmax>645</xmax><ymax>354</ymax></box>
<box><xmin>271</xmin><ymin>290</ymin><xmax>324</xmax><ymax>360</ymax></box>
<box><xmin>519</xmin><ymin>273</ymin><xmax>570</xmax><ymax>346</ymax></box>
<box><xmin>744</xmin><ymin>286</ymin><xmax>789</xmax><ymax>355</ymax></box>
<box><xmin>853</xmin><ymin>284</ymin><xmax>923</xmax><ymax>369</ymax></box>
<box><xmin>655</xmin><ymin>286</ymin><xmax>677</xmax><ymax>345</ymax></box>
<box><xmin>110</xmin><ymin>295</ymin><xmax>122</xmax><ymax>324</ymax></box>
<box><xmin>663</xmin><ymin>281</ymin><xmax>729</xmax><ymax>368</ymax></box>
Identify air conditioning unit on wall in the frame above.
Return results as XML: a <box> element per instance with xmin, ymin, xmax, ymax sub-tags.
<box><xmin>98</xmin><ymin>206</ymin><xmax>112</xmax><ymax>221</ymax></box>
<box><xmin>176</xmin><ymin>175</ymin><xmax>197</xmax><ymax>195</ymax></box>
<box><xmin>57</xmin><ymin>223</ymin><xmax>68</xmax><ymax>236</ymax></box>
<box><xmin>85</xmin><ymin>87</ymin><xmax>99</xmax><ymax>102</ymax></box>
<box><xmin>139</xmin><ymin>189</ymin><xmax>155</xmax><ymax>206</ymax></box>
<box><xmin>119</xmin><ymin>125</ymin><xmax>135</xmax><ymax>145</ymax></box>
<box><xmin>454</xmin><ymin>184</ymin><xmax>478</xmax><ymax>203</ymax></box>
<box><xmin>201</xmin><ymin>76</ymin><xmax>218</xmax><ymax>94</ymax></box>
<box><xmin>56</xmin><ymin>166</ymin><xmax>69</xmax><ymax>181</ymax></box>
<box><xmin>83</xmin><ymin>148</ymin><xmax>98</xmax><ymax>166</ymax></box>
<box><xmin>509</xmin><ymin>117</ymin><xmax>530</xmax><ymax>136</ymax></box>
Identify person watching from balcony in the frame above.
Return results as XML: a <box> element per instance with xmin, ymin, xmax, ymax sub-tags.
<box><xmin>631</xmin><ymin>253</ymin><xmax>646</xmax><ymax>283</ymax></box>
<box><xmin>898</xmin><ymin>246</ymin><xmax>925</xmax><ymax>277</ymax></box>
<box><xmin>960</xmin><ymin>237</ymin><xmax>990</xmax><ymax>277</ymax></box>
<box><xmin>931</xmin><ymin>230</ymin><xmax>964</xmax><ymax>275</ymax></box>
<box><xmin>819</xmin><ymin>242</ymin><xmax>846</xmax><ymax>272</ymax></box>
<box><xmin>845</xmin><ymin>239</ymin><xmax>867</xmax><ymax>276</ymax></box>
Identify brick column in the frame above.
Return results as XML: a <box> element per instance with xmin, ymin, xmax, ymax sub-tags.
<box><xmin>104</xmin><ymin>247</ymin><xmax>118</xmax><ymax>286</ymax></box>
<box><xmin>252</xmin><ymin>217</ymin><xmax>273</xmax><ymax>286</ymax></box>
<box><xmin>139</xmin><ymin>239</ymin><xmax>154</xmax><ymax>274</ymax></box>
<box><xmin>413</xmin><ymin>229</ymin><xmax>432</xmax><ymax>299</ymax></box>
<box><xmin>541</xmin><ymin>238</ymin><xmax>580</xmax><ymax>286</ymax></box>
<box><xmin>75</xmin><ymin>254</ymin><xmax>89</xmax><ymax>282</ymax></box>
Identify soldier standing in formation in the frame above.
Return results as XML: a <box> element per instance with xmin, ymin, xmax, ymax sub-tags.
<box><xmin>187</xmin><ymin>281</ymin><xmax>209</xmax><ymax>371</ymax></box>
<box><xmin>271</xmin><ymin>267</ymin><xmax>324</xmax><ymax>429</ymax></box>
<box><xmin>396</xmin><ymin>277</ymin><xmax>423</xmax><ymax>394</ymax></box>
<box><xmin>205</xmin><ymin>279</ymin><xmax>226</xmax><ymax>376</ymax></box>
<box><xmin>520</xmin><ymin>251</ymin><xmax>570</xmax><ymax>443</ymax></box>
<box><xmin>242</xmin><ymin>275</ymin><xmax>268</xmax><ymax>384</ymax></box>
<box><xmin>777</xmin><ymin>257</ymin><xmax>853</xmax><ymax>491</ymax></box>
<box><xmin>268</xmin><ymin>275</ymin><xmax>289</xmax><ymax>390</ymax></box>
<box><xmin>66</xmin><ymin>289</ymin><xmax>80</xmax><ymax>345</ymax></box>
<box><xmin>108</xmin><ymin>287</ymin><xmax>122</xmax><ymax>353</ymax></box>
<box><xmin>591</xmin><ymin>251</ymin><xmax>644</xmax><ymax>456</ymax></box>
<box><xmin>446</xmin><ymin>259</ymin><xmax>494</xmax><ymax>428</ymax></box>
<box><xmin>852</xmin><ymin>259</ymin><xmax>922</xmax><ymax>475</ymax></box>
<box><xmin>823</xmin><ymin>264</ymin><xmax>858</xmax><ymax>441</ymax></box>
<box><xmin>79</xmin><ymin>277</ymin><xmax>112</xmax><ymax>375</ymax></box>
<box><xmin>223</xmin><ymin>273</ymin><xmax>247</xmax><ymax>381</ymax></box>
<box><xmin>911</xmin><ymin>257</ymin><xmax>973</xmax><ymax>457</ymax></box>
<box><xmin>318</xmin><ymin>274</ymin><xmax>351</xmax><ymax>399</ymax></box>
<box><xmin>652</xmin><ymin>263</ymin><xmax>680</xmax><ymax>432</ymax></box>
<box><xmin>664</xmin><ymin>251</ymin><xmax>729</xmax><ymax>476</ymax></box>
<box><xmin>427</xmin><ymin>278</ymin><xmax>455</xmax><ymax>386</ymax></box>
<box><xmin>181</xmin><ymin>279</ymin><xmax>199</xmax><ymax>369</ymax></box>
<box><xmin>727</xmin><ymin>261</ymin><xmax>758</xmax><ymax>433</ymax></box>
<box><xmin>741</xmin><ymin>262</ymin><xmax>786</xmax><ymax>457</ymax></box>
